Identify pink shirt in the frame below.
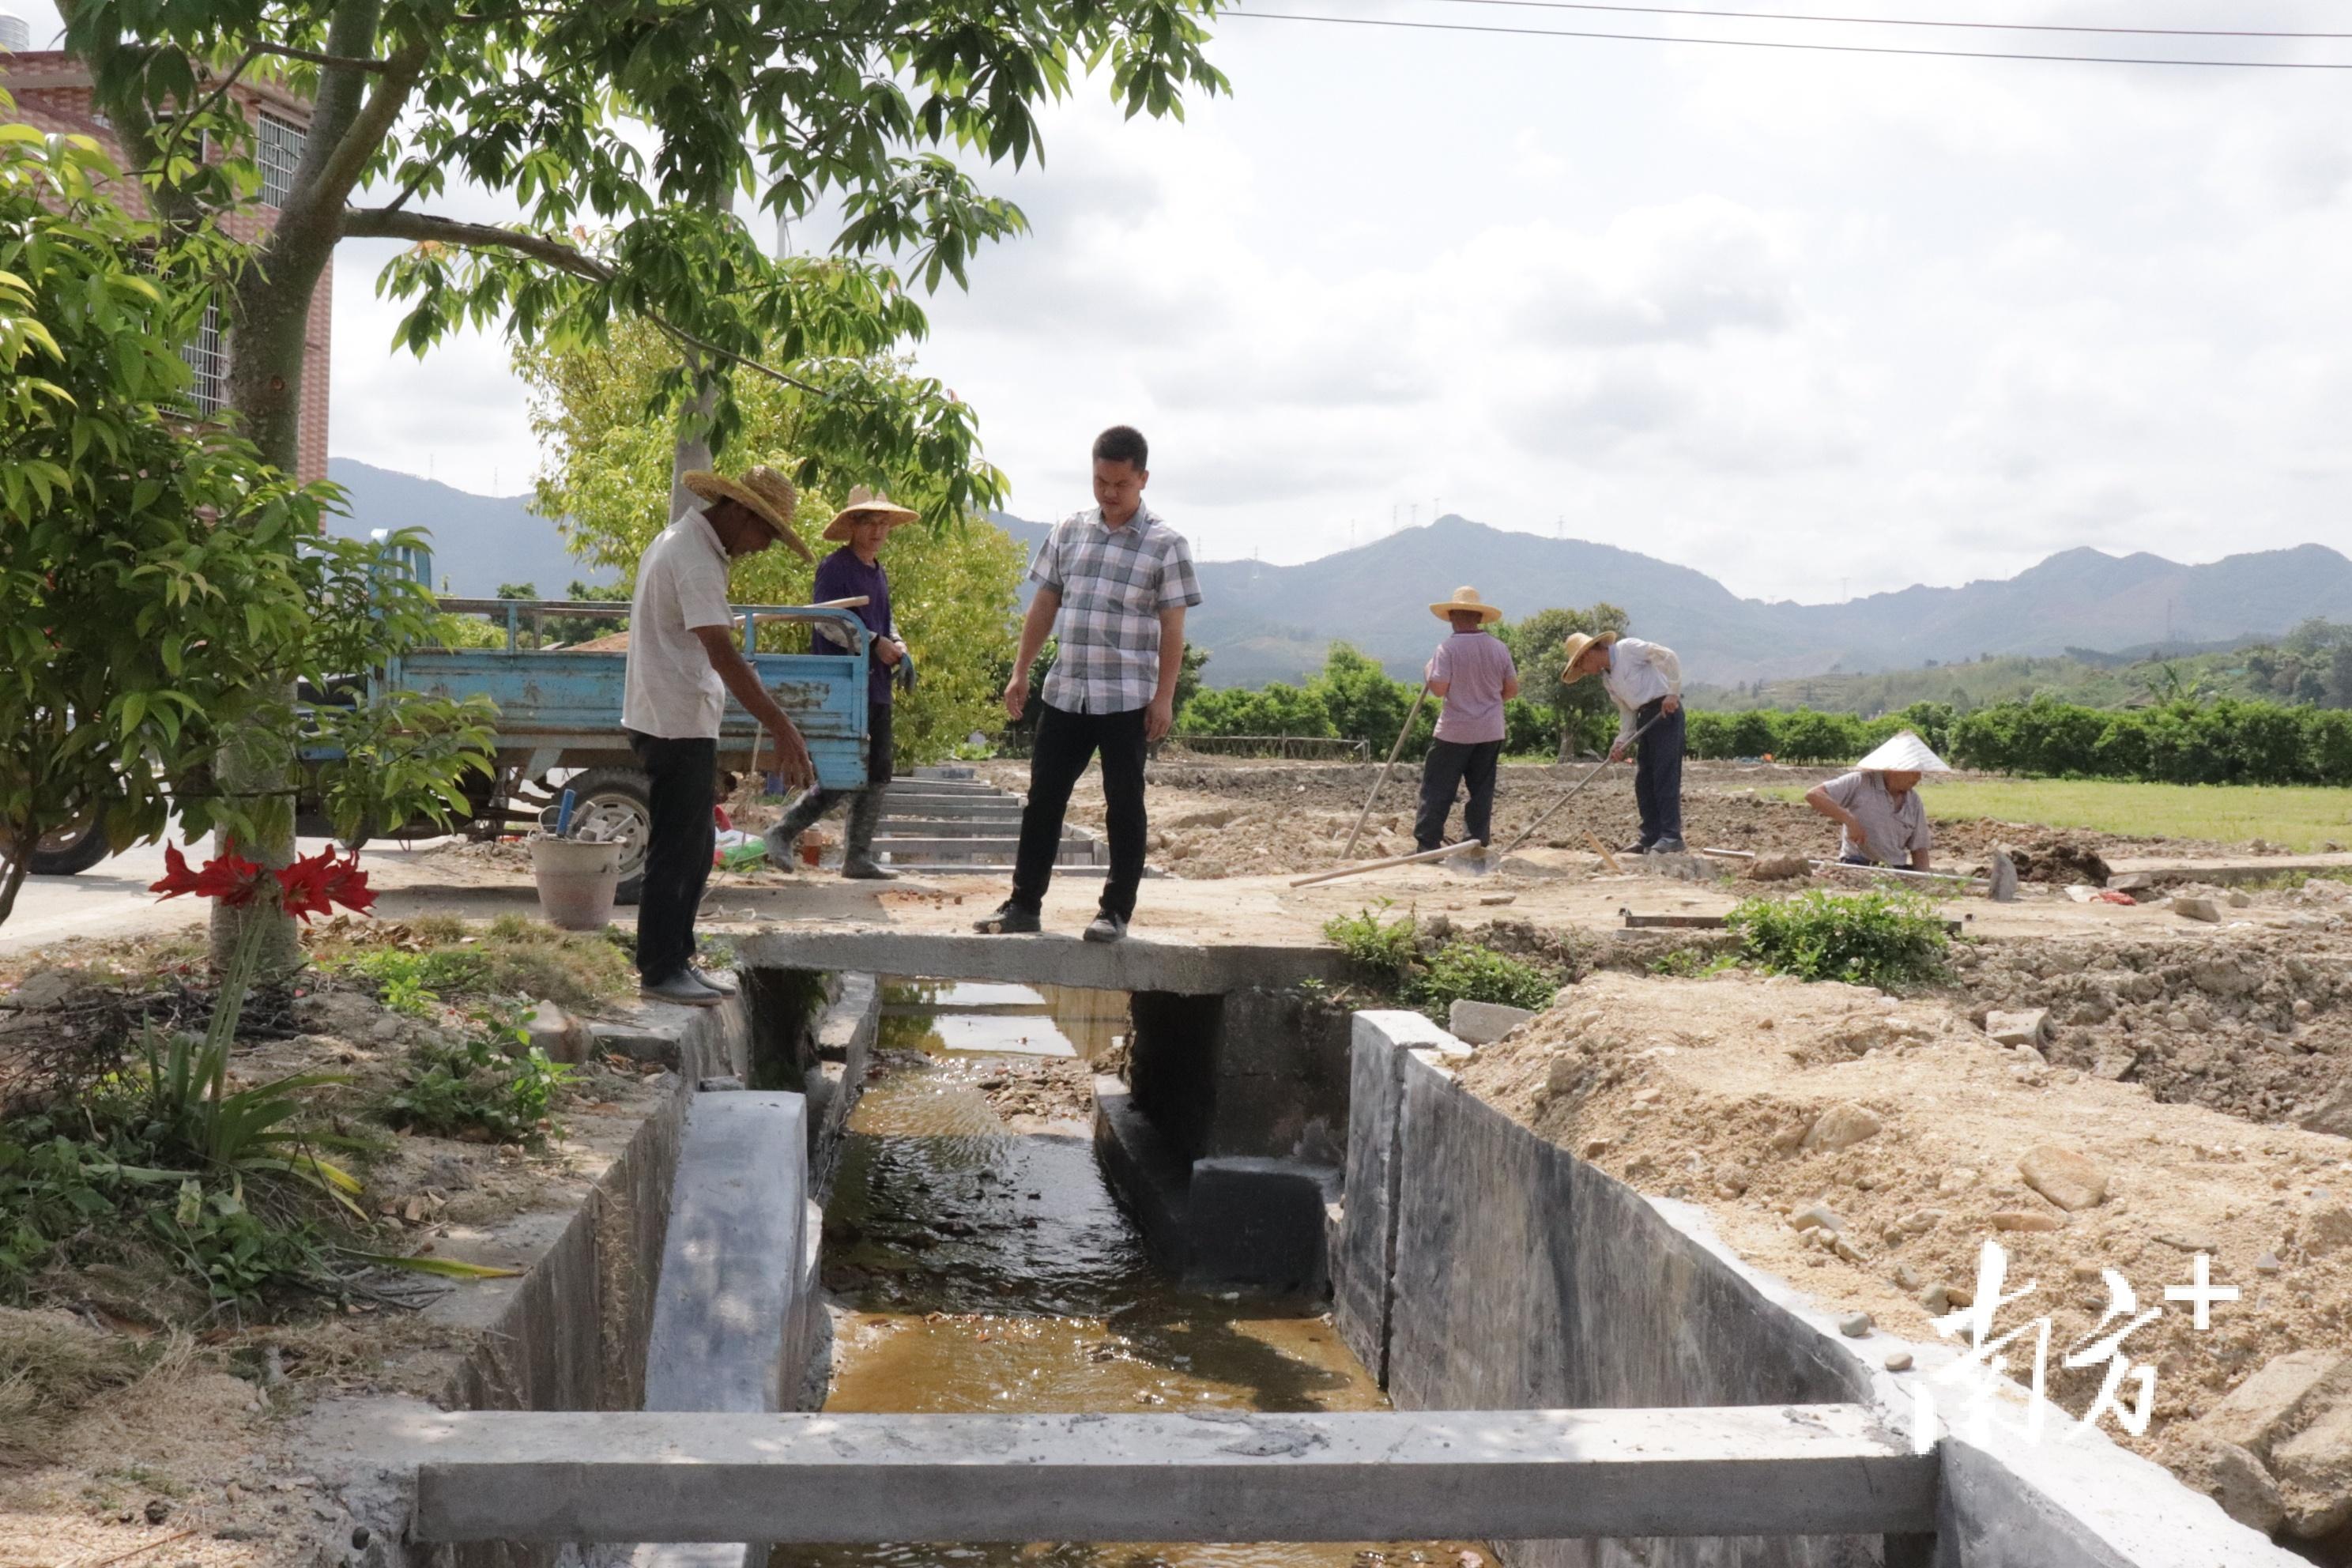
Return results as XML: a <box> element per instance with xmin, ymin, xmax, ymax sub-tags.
<box><xmin>1427</xmin><ymin>630</ymin><xmax>1517</xmax><ymax>744</ymax></box>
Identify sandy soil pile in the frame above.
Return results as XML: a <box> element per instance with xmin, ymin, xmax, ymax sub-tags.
<box><xmin>980</xmin><ymin>759</ymin><xmax>2222</xmax><ymax>880</ymax></box>
<box><xmin>1458</xmin><ymin>969</ymin><xmax>2352</xmax><ymax>1547</ymax></box>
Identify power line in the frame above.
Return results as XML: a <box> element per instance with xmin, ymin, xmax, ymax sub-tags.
<box><xmin>1421</xmin><ymin>0</ymin><xmax>2352</xmax><ymax>42</ymax></box>
<box><xmin>1226</xmin><ymin>8</ymin><xmax>2352</xmax><ymax>68</ymax></box>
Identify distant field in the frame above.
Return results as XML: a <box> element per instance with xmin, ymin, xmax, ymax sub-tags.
<box><xmin>1772</xmin><ymin>779</ymin><xmax>2352</xmax><ymax>853</ymax></box>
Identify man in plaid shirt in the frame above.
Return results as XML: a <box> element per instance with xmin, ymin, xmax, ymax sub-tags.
<box><xmin>978</xmin><ymin>425</ymin><xmax>1201</xmax><ymax>942</ymax></box>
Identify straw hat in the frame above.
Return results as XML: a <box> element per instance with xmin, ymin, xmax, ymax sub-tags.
<box><xmin>1558</xmin><ymin>628</ymin><xmax>1620</xmax><ymax>681</ymax></box>
<box><xmin>1854</xmin><ymin>730</ymin><xmax>1951</xmax><ymax>775</ymax></box>
<box><xmin>823</xmin><ymin>486</ymin><xmax>922</xmax><ymax>542</ymax></box>
<box><xmin>682</xmin><ymin>466</ymin><xmax>812</xmax><ymax>563</ymax></box>
<box><xmin>1428</xmin><ymin>585</ymin><xmax>1504</xmax><ymax>624</ymax></box>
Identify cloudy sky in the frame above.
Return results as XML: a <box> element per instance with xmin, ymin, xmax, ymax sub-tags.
<box><xmin>18</xmin><ymin>0</ymin><xmax>2352</xmax><ymax>601</ymax></box>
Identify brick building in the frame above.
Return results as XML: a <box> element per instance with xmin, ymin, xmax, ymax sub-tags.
<box><xmin>1</xmin><ymin>51</ymin><xmax>332</xmax><ymax>481</ymax></box>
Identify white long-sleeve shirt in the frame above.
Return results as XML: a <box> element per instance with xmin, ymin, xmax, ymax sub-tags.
<box><xmin>1600</xmin><ymin>637</ymin><xmax>1682</xmax><ymax>743</ymax></box>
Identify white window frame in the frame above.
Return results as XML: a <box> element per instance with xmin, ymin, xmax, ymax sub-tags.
<box><xmin>183</xmin><ymin>299</ymin><xmax>229</xmax><ymax>417</ymax></box>
<box><xmin>257</xmin><ymin>109</ymin><xmax>305</xmax><ymax>209</ymax></box>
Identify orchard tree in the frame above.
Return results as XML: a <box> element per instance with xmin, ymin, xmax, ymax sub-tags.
<box><xmin>1502</xmin><ymin>603</ymin><xmax>1630</xmax><ymax>759</ymax></box>
<box><xmin>0</xmin><ymin>117</ymin><xmax>492</xmax><ymax>931</ymax></box>
<box><xmin>56</xmin><ymin>0</ymin><xmax>1229</xmax><ymax>961</ymax></box>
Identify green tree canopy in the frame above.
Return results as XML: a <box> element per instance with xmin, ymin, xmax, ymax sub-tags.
<box><xmin>0</xmin><ymin>118</ymin><xmax>489</xmax><ymax>928</ymax></box>
<box><xmin>518</xmin><ymin>318</ymin><xmax>1025</xmax><ymax>763</ymax></box>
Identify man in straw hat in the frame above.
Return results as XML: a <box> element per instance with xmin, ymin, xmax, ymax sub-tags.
<box><xmin>1415</xmin><ymin>586</ymin><xmax>1520</xmax><ymax>854</ymax></box>
<box><xmin>1561</xmin><ymin>628</ymin><xmax>1687</xmax><ymax>854</ymax></box>
<box><xmin>622</xmin><ymin>466</ymin><xmax>816</xmax><ymax>1006</ymax></box>
<box><xmin>763</xmin><ymin>487</ymin><xmax>919</xmax><ymax>879</ymax></box>
<box><xmin>1805</xmin><ymin>729</ymin><xmax>1949</xmax><ymax>869</ymax></box>
<box><xmin>978</xmin><ymin>424</ymin><xmax>1200</xmax><ymax>944</ymax></box>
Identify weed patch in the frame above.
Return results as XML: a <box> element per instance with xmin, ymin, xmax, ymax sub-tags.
<box><xmin>1324</xmin><ymin>904</ymin><xmax>1562</xmax><ymax>1021</ymax></box>
<box><xmin>375</xmin><ymin>1005</ymin><xmax>575</xmax><ymax>1146</ymax></box>
<box><xmin>1724</xmin><ymin>889</ymin><xmax>1951</xmax><ymax>989</ymax></box>
<box><xmin>312</xmin><ymin>914</ymin><xmax>633</xmax><ymax>1014</ymax></box>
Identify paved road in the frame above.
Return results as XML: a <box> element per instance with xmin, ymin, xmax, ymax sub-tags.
<box><xmin>0</xmin><ymin>831</ymin><xmax>460</xmax><ymax>958</ymax></box>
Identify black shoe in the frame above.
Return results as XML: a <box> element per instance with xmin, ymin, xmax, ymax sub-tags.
<box><xmin>841</xmin><ymin>856</ymin><xmax>899</xmax><ymax>880</ymax></box>
<box><xmin>1648</xmin><ymin>836</ymin><xmax>1687</xmax><ymax>854</ymax></box>
<box><xmin>974</xmin><ymin>900</ymin><xmax>1041</xmax><ymax>934</ymax></box>
<box><xmin>1083</xmin><ymin>910</ymin><xmax>1129</xmax><ymax>943</ymax></box>
<box><xmin>1618</xmin><ymin>839</ymin><xmax>1653</xmax><ymax>855</ymax></box>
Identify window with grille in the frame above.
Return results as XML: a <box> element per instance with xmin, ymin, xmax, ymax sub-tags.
<box><xmin>183</xmin><ymin>300</ymin><xmax>229</xmax><ymax>417</ymax></box>
<box><xmin>257</xmin><ymin>110</ymin><xmax>305</xmax><ymax>208</ymax></box>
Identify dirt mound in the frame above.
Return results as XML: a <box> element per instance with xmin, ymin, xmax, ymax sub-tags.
<box><xmin>1951</xmin><ymin>932</ymin><xmax>2352</xmax><ymax>1129</ymax></box>
<box><xmin>1456</xmin><ymin>969</ymin><xmax>2352</xmax><ymax>1542</ymax></box>
<box><xmin>2000</xmin><ymin>840</ymin><xmax>2113</xmax><ymax>885</ymax></box>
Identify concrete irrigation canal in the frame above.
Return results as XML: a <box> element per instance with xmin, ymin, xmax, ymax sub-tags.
<box><xmin>300</xmin><ymin>928</ymin><xmax>2305</xmax><ymax>1568</ymax></box>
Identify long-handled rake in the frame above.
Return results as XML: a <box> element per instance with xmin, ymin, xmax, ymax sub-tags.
<box><xmin>1494</xmin><ymin>709</ymin><xmax>1669</xmax><ymax>858</ymax></box>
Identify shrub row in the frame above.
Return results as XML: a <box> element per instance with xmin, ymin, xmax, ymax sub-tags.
<box><xmin>1686</xmin><ymin>696</ymin><xmax>2352</xmax><ymax>784</ymax></box>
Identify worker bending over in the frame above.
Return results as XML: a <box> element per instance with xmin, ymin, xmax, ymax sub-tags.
<box><xmin>1561</xmin><ymin>629</ymin><xmax>1685</xmax><ymax>854</ymax></box>
<box><xmin>1415</xmin><ymin>587</ymin><xmax>1518</xmax><ymax>853</ymax></box>
<box><xmin>1805</xmin><ymin>730</ymin><xmax>1948</xmax><ymax>870</ymax></box>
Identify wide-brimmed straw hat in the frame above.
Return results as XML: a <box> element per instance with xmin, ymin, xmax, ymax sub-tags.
<box><xmin>1428</xmin><ymin>585</ymin><xmax>1504</xmax><ymax>624</ymax></box>
<box><xmin>1558</xmin><ymin>628</ymin><xmax>1620</xmax><ymax>682</ymax></box>
<box><xmin>823</xmin><ymin>486</ymin><xmax>922</xmax><ymax>542</ymax></box>
<box><xmin>1854</xmin><ymin>730</ymin><xmax>1951</xmax><ymax>775</ymax></box>
<box><xmin>683</xmin><ymin>466</ymin><xmax>812</xmax><ymax>562</ymax></box>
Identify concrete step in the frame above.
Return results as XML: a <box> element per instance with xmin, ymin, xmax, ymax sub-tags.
<box><xmin>409</xmin><ymin>1405</ymin><xmax>1937</xmax><ymax>1545</ymax></box>
<box><xmin>880</xmin><ymin>862</ymin><xmax>1110</xmax><ymax>877</ymax></box>
<box><xmin>870</xmin><ymin>835</ymin><xmax>1088</xmax><ymax>852</ymax></box>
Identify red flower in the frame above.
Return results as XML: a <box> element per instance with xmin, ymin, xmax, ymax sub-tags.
<box><xmin>275</xmin><ymin>848</ymin><xmax>375</xmax><ymax>923</ymax></box>
<box><xmin>149</xmin><ymin>843</ymin><xmax>269</xmax><ymax>906</ymax></box>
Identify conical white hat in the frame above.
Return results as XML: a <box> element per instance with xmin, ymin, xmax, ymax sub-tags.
<box><xmin>1854</xmin><ymin>730</ymin><xmax>1950</xmax><ymax>774</ymax></box>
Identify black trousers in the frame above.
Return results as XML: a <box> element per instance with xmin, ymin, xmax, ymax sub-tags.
<box><xmin>1632</xmin><ymin>699</ymin><xmax>1686</xmax><ymax>845</ymax></box>
<box><xmin>627</xmin><ymin>729</ymin><xmax>714</xmax><ymax>983</ymax></box>
<box><xmin>1011</xmin><ymin>703</ymin><xmax>1147</xmax><ymax>921</ymax></box>
<box><xmin>774</xmin><ymin>699</ymin><xmax>892</xmax><ymax>851</ymax></box>
<box><xmin>1415</xmin><ymin>738</ymin><xmax>1502</xmax><ymax>852</ymax></box>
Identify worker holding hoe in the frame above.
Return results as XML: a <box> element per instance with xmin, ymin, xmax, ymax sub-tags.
<box><xmin>1561</xmin><ymin>629</ymin><xmax>1686</xmax><ymax>854</ymax></box>
<box><xmin>622</xmin><ymin>467</ymin><xmax>815</xmax><ymax>1007</ymax></box>
<box><xmin>1804</xmin><ymin>730</ymin><xmax>1948</xmax><ymax>870</ymax></box>
<box><xmin>978</xmin><ymin>424</ymin><xmax>1201</xmax><ymax>944</ymax></box>
<box><xmin>763</xmin><ymin>487</ymin><xmax>920</xmax><ymax>880</ymax></box>
<box><xmin>1415</xmin><ymin>587</ymin><xmax>1519</xmax><ymax>854</ymax></box>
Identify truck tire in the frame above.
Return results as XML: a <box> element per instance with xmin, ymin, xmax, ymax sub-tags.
<box><xmin>27</xmin><ymin>816</ymin><xmax>112</xmax><ymax>876</ymax></box>
<box><xmin>560</xmin><ymin>767</ymin><xmax>654</xmax><ymax>906</ymax></box>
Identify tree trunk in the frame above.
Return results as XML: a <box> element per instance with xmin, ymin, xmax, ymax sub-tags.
<box><xmin>207</xmin><ymin>247</ymin><xmax>330</xmax><ymax>979</ymax></box>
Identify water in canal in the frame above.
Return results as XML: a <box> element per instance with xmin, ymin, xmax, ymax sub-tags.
<box><xmin>772</xmin><ymin>979</ymin><xmax>1485</xmax><ymax>1568</ymax></box>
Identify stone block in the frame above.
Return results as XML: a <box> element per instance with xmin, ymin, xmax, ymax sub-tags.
<box><xmin>1091</xmin><ymin>1077</ymin><xmax>1189</xmax><ymax>1272</ymax></box>
<box><xmin>1802</xmin><ymin>1102</ymin><xmax>1883</xmax><ymax>1153</ymax></box>
<box><xmin>2299</xmin><ymin>1080</ymin><xmax>2352</xmax><ymax>1138</ymax></box>
<box><xmin>2173</xmin><ymin>895</ymin><xmax>2222</xmax><ymax>923</ymax></box>
<box><xmin>1185</xmin><ymin>1156</ymin><xmax>1339</xmax><ymax>1293</ymax></box>
<box><xmin>2271</xmin><ymin>1398</ymin><xmax>2352</xmax><ymax>1538</ymax></box>
<box><xmin>2192</xmin><ymin>1351</ymin><xmax>2350</xmax><ymax>1459</ymax></box>
<box><xmin>2018</xmin><ymin>1144</ymin><xmax>2109</xmax><ymax>1212</ymax></box>
<box><xmin>1984</xmin><ymin>1008</ymin><xmax>2049</xmax><ymax>1046</ymax></box>
<box><xmin>734</xmin><ymin>929</ymin><xmax>1350</xmax><ymax>996</ymax></box>
<box><xmin>644</xmin><ymin>1092</ymin><xmax>811</xmax><ymax>1415</ymax></box>
<box><xmin>1446</xmin><ymin>998</ymin><xmax>1536</xmax><ymax>1044</ymax></box>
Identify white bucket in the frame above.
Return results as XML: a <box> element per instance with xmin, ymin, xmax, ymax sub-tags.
<box><xmin>531</xmin><ymin>835</ymin><xmax>620</xmax><ymax>931</ymax></box>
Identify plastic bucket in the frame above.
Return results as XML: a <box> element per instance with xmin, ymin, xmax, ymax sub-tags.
<box><xmin>531</xmin><ymin>836</ymin><xmax>620</xmax><ymax>931</ymax></box>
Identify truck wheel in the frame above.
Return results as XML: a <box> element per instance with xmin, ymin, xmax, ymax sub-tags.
<box><xmin>561</xmin><ymin>768</ymin><xmax>654</xmax><ymax>905</ymax></box>
<box><xmin>28</xmin><ymin>816</ymin><xmax>112</xmax><ymax>876</ymax></box>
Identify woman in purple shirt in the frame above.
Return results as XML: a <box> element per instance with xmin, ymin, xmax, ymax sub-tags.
<box><xmin>1415</xmin><ymin>587</ymin><xmax>1520</xmax><ymax>853</ymax></box>
<box><xmin>761</xmin><ymin>488</ymin><xmax>915</xmax><ymax>877</ymax></box>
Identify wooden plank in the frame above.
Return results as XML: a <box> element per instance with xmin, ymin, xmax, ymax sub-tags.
<box><xmin>409</xmin><ymin>1406</ymin><xmax>1937</xmax><ymax>1545</ymax></box>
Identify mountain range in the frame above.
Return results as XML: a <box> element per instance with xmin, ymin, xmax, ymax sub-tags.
<box><xmin>326</xmin><ymin>460</ymin><xmax>614</xmax><ymax>597</ymax></box>
<box><xmin>326</xmin><ymin>461</ymin><xmax>2352</xmax><ymax>687</ymax></box>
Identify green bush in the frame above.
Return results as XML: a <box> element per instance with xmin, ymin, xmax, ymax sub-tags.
<box><xmin>1724</xmin><ymin>890</ymin><xmax>1950</xmax><ymax>989</ymax></box>
<box><xmin>376</xmin><ymin>1006</ymin><xmax>575</xmax><ymax>1145</ymax></box>
<box><xmin>1323</xmin><ymin>905</ymin><xmax>1560</xmax><ymax>1021</ymax></box>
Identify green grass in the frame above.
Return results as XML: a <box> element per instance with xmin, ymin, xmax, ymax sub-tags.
<box><xmin>1766</xmin><ymin>778</ymin><xmax>2352</xmax><ymax>852</ymax></box>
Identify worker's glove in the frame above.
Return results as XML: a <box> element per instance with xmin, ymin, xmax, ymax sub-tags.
<box><xmin>895</xmin><ymin>650</ymin><xmax>918</xmax><ymax>693</ymax></box>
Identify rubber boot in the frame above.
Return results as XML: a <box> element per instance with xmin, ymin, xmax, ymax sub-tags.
<box><xmin>839</xmin><ymin>786</ymin><xmax>897</xmax><ymax>880</ymax></box>
<box><xmin>761</xmin><ymin>790</ymin><xmax>832</xmax><ymax>867</ymax></box>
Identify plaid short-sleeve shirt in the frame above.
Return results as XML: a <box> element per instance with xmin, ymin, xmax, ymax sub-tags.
<box><xmin>1033</xmin><ymin>504</ymin><xmax>1203</xmax><ymax>714</ymax></box>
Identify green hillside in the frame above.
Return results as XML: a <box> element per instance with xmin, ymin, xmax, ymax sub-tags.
<box><xmin>1683</xmin><ymin>620</ymin><xmax>2352</xmax><ymax>716</ymax></box>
